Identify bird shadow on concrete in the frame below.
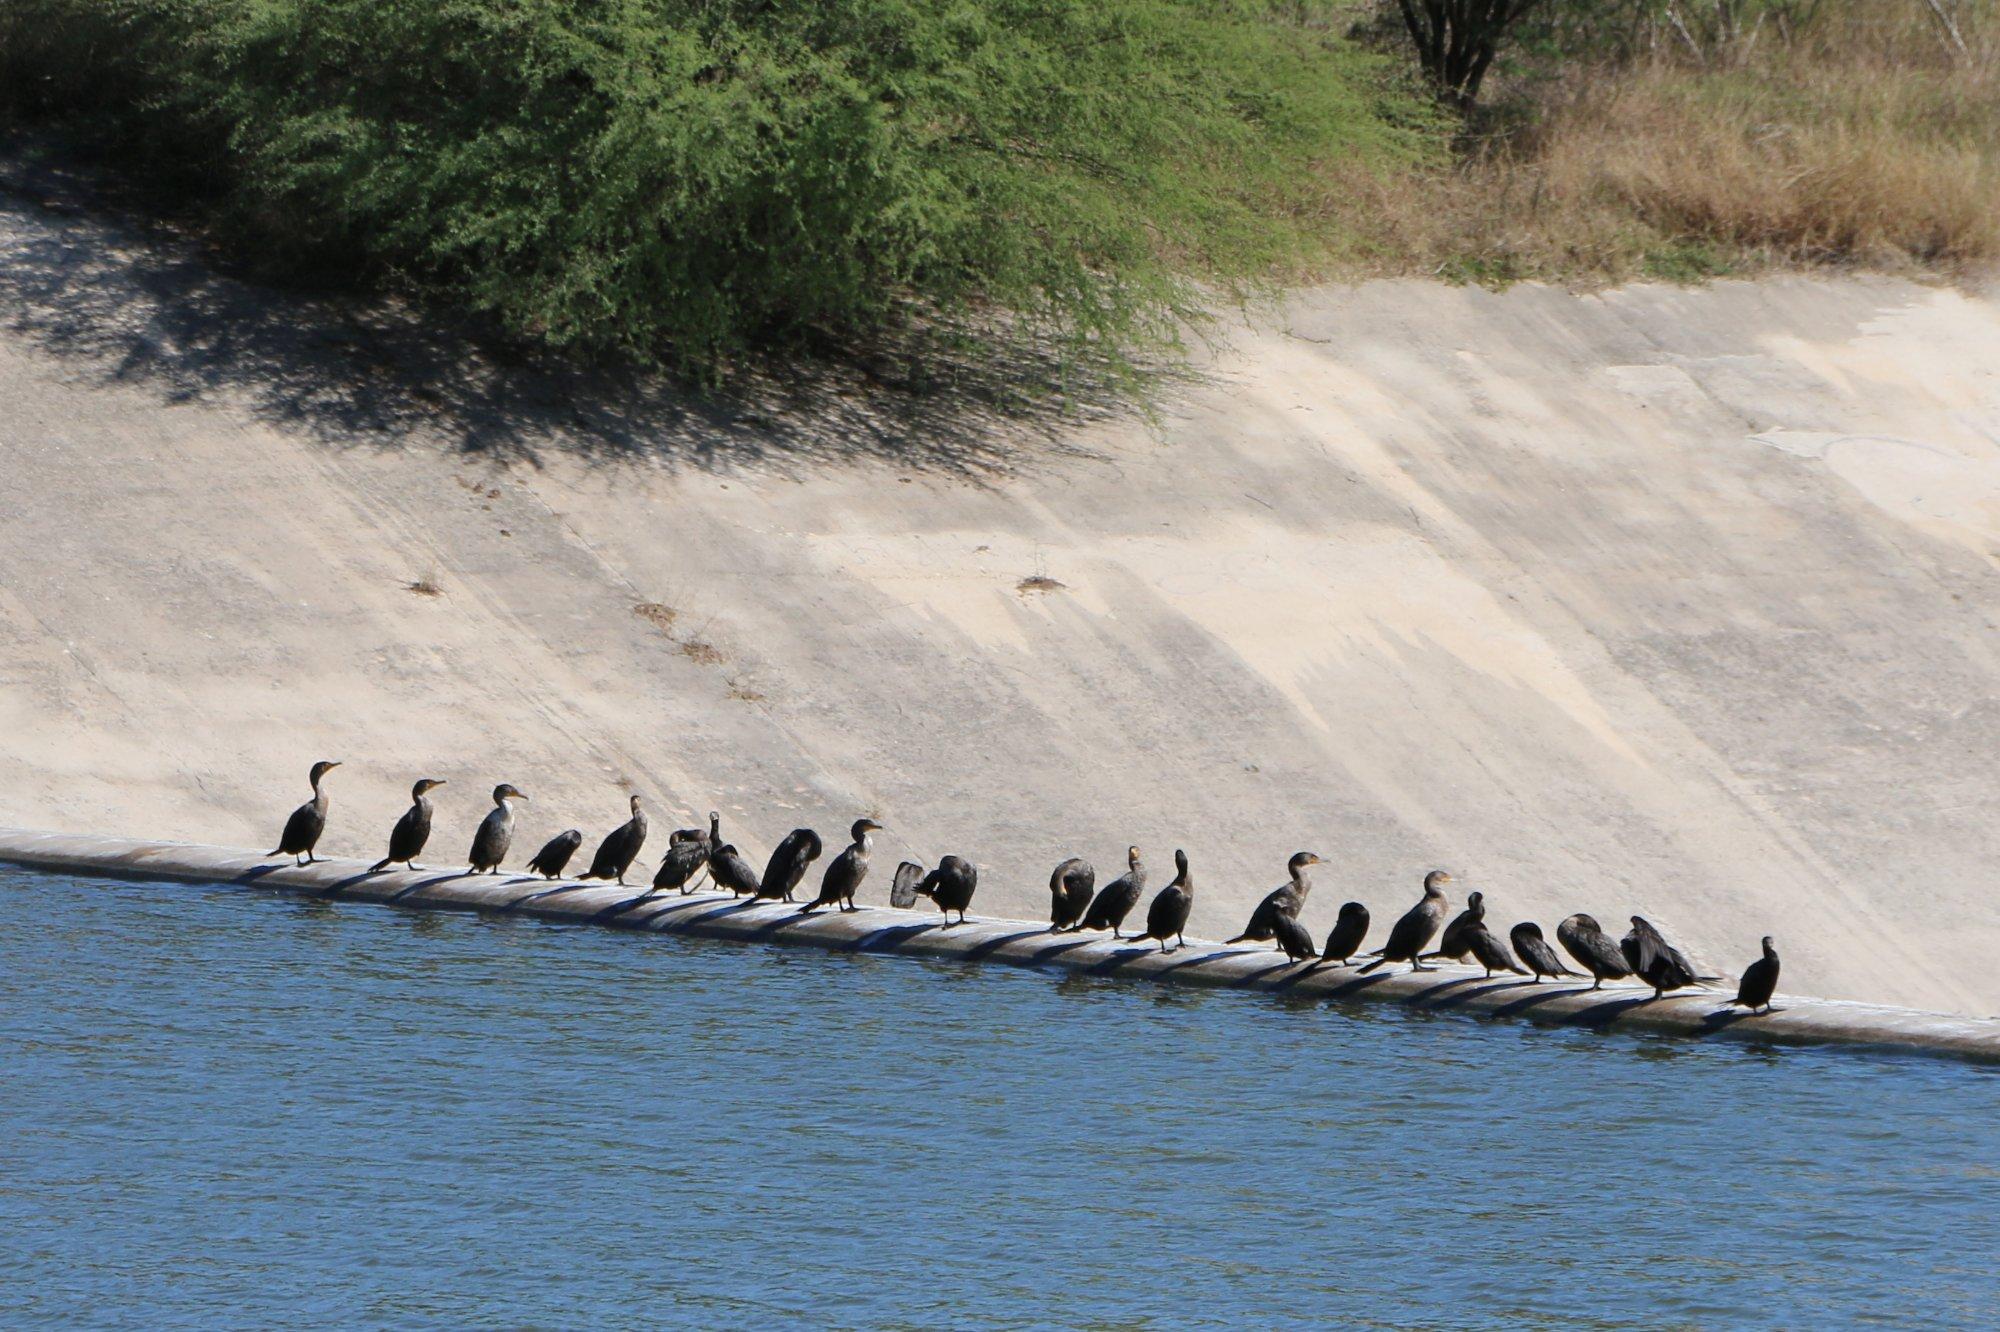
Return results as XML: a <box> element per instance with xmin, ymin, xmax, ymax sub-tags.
<box><xmin>311</xmin><ymin>869</ymin><xmax>387</xmax><ymax>899</ymax></box>
<box><xmin>1485</xmin><ymin>983</ymin><xmax>1599</xmax><ymax>1020</ymax></box>
<box><xmin>500</xmin><ymin>882</ymin><xmax>597</xmax><ymax>911</ymax></box>
<box><xmin>1157</xmin><ymin>947</ymin><xmax>1266</xmax><ymax>979</ymax></box>
<box><xmin>585</xmin><ymin>891</ymin><xmax>663</xmax><ymax>924</ymax></box>
<box><xmin>1312</xmin><ymin>970</ymin><xmax>1402</xmax><ymax>1000</ymax></box>
<box><xmin>232</xmin><ymin>863</ymin><xmax>292</xmax><ymax>885</ymax></box>
<box><xmin>0</xmin><ymin>149</ymin><xmax>1162</xmax><ymax>481</ymax></box>
<box><xmin>386</xmin><ymin>871</ymin><xmax>476</xmax><ymax>902</ymax></box>
<box><xmin>847</xmin><ymin>921</ymin><xmax>941</xmax><ymax>953</ymax></box>
<box><xmin>1406</xmin><ymin>975</ymin><xmax>1518</xmax><ymax>1010</ymax></box>
<box><xmin>1690</xmin><ymin>1004</ymin><xmax>1768</xmax><ymax>1035</ymax></box>
<box><xmin>630</xmin><ymin>895</ymin><xmax>740</xmax><ymax>928</ymax></box>
<box><xmin>957</xmin><ymin>928</ymin><xmax>1047</xmax><ymax>962</ymax></box>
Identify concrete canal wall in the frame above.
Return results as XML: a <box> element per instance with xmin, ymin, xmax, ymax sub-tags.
<box><xmin>5</xmin><ymin>828</ymin><xmax>1997</xmax><ymax>1064</ymax></box>
<box><xmin>4</xmin><ymin>155</ymin><xmax>2000</xmax><ymax>1016</ymax></box>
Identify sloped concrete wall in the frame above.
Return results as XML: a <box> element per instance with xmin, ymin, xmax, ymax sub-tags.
<box><xmin>1</xmin><ymin>161</ymin><xmax>1996</xmax><ymax>1014</ymax></box>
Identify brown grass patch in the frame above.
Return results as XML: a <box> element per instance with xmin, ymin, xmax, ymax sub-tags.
<box><xmin>1017</xmin><ymin>574</ymin><xmax>1067</xmax><ymax>595</ymax></box>
<box><xmin>405</xmin><ymin>576</ymin><xmax>443</xmax><ymax>597</ymax></box>
<box><xmin>632</xmin><ymin>602</ymin><xmax>678</xmax><ymax>632</ymax></box>
<box><xmin>1307</xmin><ymin>3</ymin><xmax>2000</xmax><ymax>285</ymax></box>
<box><xmin>679</xmin><ymin>639</ymin><xmax>725</xmax><ymax>666</ymax></box>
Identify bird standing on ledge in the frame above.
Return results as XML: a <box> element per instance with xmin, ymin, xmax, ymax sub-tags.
<box><xmin>579</xmin><ymin>794</ymin><xmax>648</xmax><ymax>885</ymax></box>
<box><xmin>270</xmin><ymin>760</ymin><xmax>340</xmax><ymax>865</ymax></box>
<box><xmin>467</xmin><ymin>783</ymin><xmax>527</xmax><ymax>873</ymax></box>
<box><xmin>1357</xmin><ymin>870</ymin><xmax>1452</xmax><ymax>975</ymax></box>
<box><xmin>1132</xmin><ymin>850</ymin><xmax>1194</xmax><ymax>953</ymax></box>
<box><xmin>800</xmin><ymin>818</ymin><xmax>882</xmax><ymax>914</ymax></box>
<box><xmin>372</xmin><ymin>778</ymin><xmax>446</xmax><ymax>872</ymax></box>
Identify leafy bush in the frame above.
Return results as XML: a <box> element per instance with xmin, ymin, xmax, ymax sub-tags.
<box><xmin>0</xmin><ymin>0</ymin><xmax>1439</xmax><ymax>380</ymax></box>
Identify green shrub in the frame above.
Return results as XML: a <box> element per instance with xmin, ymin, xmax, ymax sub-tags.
<box><xmin>1</xmin><ymin>0</ymin><xmax>1439</xmax><ymax>380</ymax></box>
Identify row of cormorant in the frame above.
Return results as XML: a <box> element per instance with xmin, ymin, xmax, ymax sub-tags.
<box><xmin>270</xmin><ymin>761</ymin><xmax>1783</xmax><ymax>1014</ymax></box>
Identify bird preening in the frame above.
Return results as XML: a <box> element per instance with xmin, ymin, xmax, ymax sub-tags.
<box><xmin>265</xmin><ymin>764</ymin><xmax>1781</xmax><ymax>1013</ymax></box>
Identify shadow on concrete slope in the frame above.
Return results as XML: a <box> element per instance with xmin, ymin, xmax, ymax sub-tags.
<box><xmin>0</xmin><ymin>149</ymin><xmax>1135</xmax><ymax>477</ymax></box>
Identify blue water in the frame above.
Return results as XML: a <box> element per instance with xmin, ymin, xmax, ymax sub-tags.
<box><xmin>3</xmin><ymin>867</ymin><xmax>1997</xmax><ymax>1329</ymax></box>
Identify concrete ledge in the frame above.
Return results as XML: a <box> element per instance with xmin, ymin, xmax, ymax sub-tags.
<box><xmin>5</xmin><ymin>827</ymin><xmax>1997</xmax><ymax>1063</ymax></box>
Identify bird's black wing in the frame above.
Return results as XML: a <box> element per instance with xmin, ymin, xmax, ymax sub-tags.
<box><xmin>890</xmin><ymin>861</ymin><xmax>925</xmax><ymax>909</ymax></box>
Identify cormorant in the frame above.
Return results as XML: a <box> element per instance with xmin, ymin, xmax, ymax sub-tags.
<box><xmin>1621</xmin><ymin>916</ymin><xmax>1705</xmax><ymax>999</ymax></box>
<box><xmin>800</xmin><ymin>819</ymin><xmax>881</xmax><ymax>914</ymax></box>
<box><xmin>1271</xmin><ymin>910</ymin><xmax>1316</xmax><ymax>964</ymax></box>
<box><xmin>1728</xmin><ymin>936</ymin><xmax>1781</xmax><ymax>1014</ymax></box>
<box><xmin>1356</xmin><ymin>870</ymin><xmax>1453</xmax><ymax>974</ymax></box>
<box><xmin>1048</xmin><ymin>857</ymin><xmax>1095</xmax><ymax>932</ymax></box>
<box><xmin>1318</xmin><ymin>902</ymin><xmax>1370</xmax><ymax>966</ymax></box>
<box><xmin>467</xmin><ymin>783</ymin><xmax>528</xmax><ymax>873</ymax></box>
<box><xmin>915</xmin><ymin>855</ymin><xmax>978</xmax><ymax>926</ymax></box>
<box><xmin>708</xmin><ymin>843</ymin><xmax>762</xmax><ymax>898</ymax></box>
<box><xmin>1465</xmin><ymin>923</ymin><xmax>1527</xmax><ymax>979</ymax></box>
<box><xmin>1510</xmin><ymin>922</ymin><xmax>1581</xmax><ymax>983</ymax></box>
<box><xmin>756</xmin><ymin>828</ymin><xmax>824</xmax><ymax>902</ymax></box>
<box><xmin>653</xmin><ymin>810</ymin><xmax>719</xmax><ymax>895</ymax></box>
<box><xmin>1556</xmin><ymin>913</ymin><xmax>1631</xmax><ymax>990</ymax></box>
<box><xmin>579</xmin><ymin>794</ymin><xmax>648</xmax><ymax>885</ymax></box>
<box><xmin>525</xmin><ymin>829</ymin><xmax>583</xmax><ymax>879</ymax></box>
<box><xmin>1422</xmin><ymin>890</ymin><xmax>1487</xmax><ymax>961</ymax></box>
<box><xmin>889</xmin><ymin>860</ymin><xmax>925</xmax><ymax>909</ymax></box>
<box><xmin>1227</xmin><ymin>852</ymin><xmax>1323</xmax><ymax>946</ymax></box>
<box><xmin>1079</xmin><ymin>846</ymin><xmax>1146</xmax><ymax>938</ymax></box>
<box><xmin>1132</xmin><ymin>850</ymin><xmax>1193</xmax><ymax>953</ymax></box>
<box><xmin>270</xmin><ymin>760</ymin><xmax>340</xmax><ymax>864</ymax></box>
<box><xmin>371</xmin><ymin>777</ymin><xmax>446</xmax><ymax>872</ymax></box>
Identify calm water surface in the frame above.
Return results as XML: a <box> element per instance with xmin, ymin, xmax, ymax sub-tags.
<box><xmin>3</xmin><ymin>867</ymin><xmax>1997</xmax><ymax>1329</ymax></box>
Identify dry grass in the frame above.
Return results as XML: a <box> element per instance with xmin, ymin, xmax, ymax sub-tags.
<box><xmin>632</xmin><ymin>602</ymin><xmax>678</xmax><ymax>632</ymax></box>
<box><xmin>405</xmin><ymin>576</ymin><xmax>443</xmax><ymax>597</ymax></box>
<box><xmin>1016</xmin><ymin>574</ymin><xmax>1067</xmax><ymax>595</ymax></box>
<box><xmin>678</xmin><ymin>640</ymin><xmax>725</xmax><ymax>666</ymax></box>
<box><xmin>1315</xmin><ymin>2</ymin><xmax>2000</xmax><ymax>285</ymax></box>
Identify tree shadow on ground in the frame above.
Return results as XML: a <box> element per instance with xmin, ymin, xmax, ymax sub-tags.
<box><xmin>0</xmin><ymin>148</ymin><xmax>1170</xmax><ymax>479</ymax></box>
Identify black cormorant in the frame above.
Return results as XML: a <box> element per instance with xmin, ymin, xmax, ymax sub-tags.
<box><xmin>1048</xmin><ymin>857</ymin><xmax>1095</xmax><ymax>932</ymax></box>
<box><xmin>1227</xmin><ymin>852</ymin><xmax>1322</xmax><ymax>945</ymax></box>
<box><xmin>371</xmin><ymin>777</ymin><xmax>446</xmax><ymax>872</ymax></box>
<box><xmin>1510</xmin><ymin>922</ymin><xmax>1581</xmax><ymax>983</ymax></box>
<box><xmin>1622</xmin><ymin>916</ymin><xmax>1705</xmax><ymax>998</ymax></box>
<box><xmin>915</xmin><ymin>855</ymin><xmax>978</xmax><ymax>926</ymax></box>
<box><xmin>1318</xmin><ymin>902</ymin><xmax>1370</xmax><ymax>966</ymax></box>
<box><xmin>525</xmin><ymin>829</ymin><xmax>583</xmax><ymax>879</ymax></box>
<box><xmin>708</xmin><ymin>843</ymin><xmax>762</xmax><ymax>898</ymax></box>
<box><xmin>1728</xmin><ymin>936</ymin><xmax>1781</xmax><ymax>1014</ymax></box>
<box><xmin>1271</xmin><ymin>910</ymin><xmax>1316</xmax><ymax>963</ymax></box>
<box><xmin>467</xmin><ymin>783</ymin><xmax>527</xmax><ymax>873</ymax></box>
<box><xmin>800</xmin><ymin>818</ymin><xmax>881</xmax><ymax>914</ymax></box>
<box><xmin>889</xmin><ymin>860</ymin><xmax>925</xmax><ymax>909</ymax></box>
<box><xmin>1466</xmin><ymin>923</ymin><xmax>1527</xmax><ymax>979</ymax></box>
<box><xmin>270</xmin><ymin>760</ymin><xmax>340</xmax><ymax>864</ymax></box>
<box><xmin>757</xmin><ymin>828</ymin><xmax>824</xmax><ymax>902</ymax></box>
<box><xmin>1422</xmin><ymin>890</ymin><xmax>1486</xmax><ymax>961</ymax></box>
<box><xmin>1079</xmin><ymin>846</ymin><xmax>1146</xmax><ymax>938</ymax></box>
<box><xmin>1557</xmin><ymin>914</ymin><xmax>1631</xmax><ymax>990</ymax></box>
<box><xmin>653</xmin><ymin>810</ymin><xmax>718</xmax><ymax>895</ymax></box>
<box><xmin>1132</xmin><ymin>850</ymin><xmax>1193</xmax><ymax>953</ymax></box>
<box><xmin>579</xmin><ymin>794</ymin><xmax>648</xmax><ymax>885</ymax></box>
<box><xmin>1356</xmin><ymin>870</ymin><xmax>1453</xmax><ymax>974</ymax></box>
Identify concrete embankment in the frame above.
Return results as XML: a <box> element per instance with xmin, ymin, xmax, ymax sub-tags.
<box><xmin>7</xmin><ymin>828</ymin><xmax>1997</xmax><ymax>1064</ymax></box>
<box><xmin>3</xmin><ymin>156</ymin><xmax>1999</xmax><ymax>1016</ymax></box>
